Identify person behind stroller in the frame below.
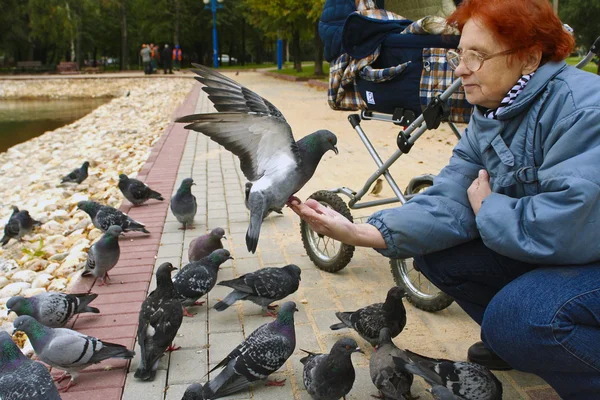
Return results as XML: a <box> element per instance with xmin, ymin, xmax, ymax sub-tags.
<box><xmin>290</xmin><ymin>0</ymin><xmax>600</xmax><ymax>398</ymax></box>
<box><xmin>162</xmin><ymin>43</ymin><xmax>173</xmax><ymax>74</ymax></box>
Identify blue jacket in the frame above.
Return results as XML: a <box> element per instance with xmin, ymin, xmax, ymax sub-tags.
<box><xmin>368</xmin><ymin>61</ymin><xmax>600</xmax><ymax>265</ymax></box>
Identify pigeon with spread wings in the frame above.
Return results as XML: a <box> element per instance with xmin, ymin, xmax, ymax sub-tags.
<box><xmin>176</xmin><ymin>65</ymin><xmax>338</xmax><ymax>253</ymax></box>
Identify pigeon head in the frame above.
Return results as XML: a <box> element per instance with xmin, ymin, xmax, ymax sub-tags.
<box><xmin>384</xmin><ymin>287</ymin><xmax>406</xmax><ymax>305</ymax></box>
<box><xmin>77</xmin><ymin>200</ymin><xmax>100</xmax><ymax>216</ymax></box>
<box><xmin>11</xmin><ymin>205</ymin><xmax>19</xmax><ymax>213</ymax></box>
<box><xmin>377</xmin><ymin>327</ymin><xmax>393</xmax><ymax>346</ymax></box>
<box><xmin>182</xmin><ymin>383</ymin><xmax>204</xmax><ymax>400</ymax></box>
<box><xmin>12</xmin><ymin>315</ymin><xmax>47</xmax><ymax>341</ymax></box>
<box><xmin>275</xmin><ymin>301</ymin><xmax>298</xmax><ymax>324</ymax></box>
<box><xmin>210</xmin><ymin>227</ymin><xmax>226</xmax><ymax>240</ymax></box>
<box><xmin>331</xmin><ymin>337</ymin><xmax>363</xmax><ymax>356</ymax></box>
<box><xmin>283</xmin><ymin>264</ymin><xmax>302</xmax><ymax>281</ymax></box>
<box><xmin>118</xmin><ymin>174</ymin><xmax>129</xmax><ymax>181</ymax></box>
<box><xmin>156</xmin><ymin>262</ymin><xmax>178</xmax><ymax>288</ymax></box>
<box><xmin>179</xmin><ymin>178</ymin><xmax>195</xmax><ymax>190</ymax></box>
<box><xmin>6</xmin><ymin>296</ymin><xmax>33</xmax><ymax>317</ymax></box>
<box><xmin>0</xmin><ymin>331</ymin><xmax>26</xmax><ymax>368</ymax></box>
<box><xmin>207</xmin><ymin>249</ymin><xmax>233</xmax><ymax>266</ymax></box>
<box><xmin>105</xmin><ymin>225</ymin><xmax>123</xmax><ymax>238</ymax></box>
<box><xmin>82</xmin><ymin>161</ymin><xmax>90</xmax><ymax>169</ymax></box>
<box><xmin>313</xmin><ymin>130</ymin><xmax>338</xmax><ymax>155</ymax></box>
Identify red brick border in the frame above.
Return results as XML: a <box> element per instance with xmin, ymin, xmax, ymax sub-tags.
<box><xmin>59</xmin><ymin>83</ymin><xmax>201</xmax><ymax>398</ymax></box>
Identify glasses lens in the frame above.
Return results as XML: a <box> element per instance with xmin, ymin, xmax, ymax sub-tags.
<box><xmin>463</xmin><ymin>51</ymin><xmax>482</xmax><ymax>72</ymax></box>
<box><xmin>447</xmin><ymin>51</ymin><xmax>460</xmax><ymax>70</ymax></box>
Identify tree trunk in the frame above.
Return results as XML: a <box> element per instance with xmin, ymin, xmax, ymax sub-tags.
<box><xmin>313</xmin><ymin>21</ymin><xmax>324</xmax><ymax>76</ymax></box>
<box><xmin>93</xmin><ymin>46</ymin><xmax>97</xmax><ymax>67</ymax></box>
<box><xmin>241</xmin><ymin>19</ymin><xmax>246</xmax><ymax>66</ymax></box>
<box><xmin>292</xmin><ymin>27</ymin><xmax>302</xmax><ymax>72</ymax></box>
<box><xmin>76</xmin><ymin>21</ymin><xmax>82</xmax><ymax>69</ymax></box>
<box><xmin>174</xmin><ymin>0</ymin><xmax>180</xmax><ymax>46</ymax></box>
<box><xmin>120</xmin><ymin>0</ymin><xmax>127</xmax><ymax>71</ymax></box>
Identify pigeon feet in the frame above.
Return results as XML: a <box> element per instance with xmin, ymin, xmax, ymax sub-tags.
<box><xmin>193</xmin><ymin>300</ymin><xmax>205</xmax><ymax>306</ymax></box>
<box><xmin>166</xmin><ymin>344</ymin><xmax>181</xmax><ymax>352</ymax></box>
<box><xmin>183</xmin><ymin>308</ymin><xmax>197</xmax><ymax>317</ymax></box>
<box><xmin>262</xmin><ymin>310</ymin><xmax>278</xmax><ymax>318</ymax></box>
<box><xmin>58</xmin><ymin>380</ymin><xmax>77</xmax><ymax>392</ymax></box>
<box><xmin>267</xmin><ymin>304</ymin><xmax>278</xmax><ymax>310</ymax></box>
<box><xmin>265</xmin><ymin>378</ymin><xmax>286</xmax><ymax>387</ymax></box>
<box><xmin>53</xmin><ymin>372</ymin><xmax>71</xmax><ymax>383</ymax></box>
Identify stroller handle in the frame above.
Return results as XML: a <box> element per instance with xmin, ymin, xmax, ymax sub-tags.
<box><xmin>575</xmin><ymin>35</ymin><xmax>599</xmax><ymax>69</ymax></box>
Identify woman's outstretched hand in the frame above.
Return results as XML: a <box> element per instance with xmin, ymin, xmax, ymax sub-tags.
<box><xmin>287</xmin><ymin>198</ymin><xmax>387</xmax><ymax>249</ymax></box>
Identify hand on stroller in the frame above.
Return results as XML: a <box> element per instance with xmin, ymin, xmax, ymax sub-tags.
<box><xmin>288</xmin><ymin>198</ymin><xmax>386</xmax><ymax>248</ymax></box>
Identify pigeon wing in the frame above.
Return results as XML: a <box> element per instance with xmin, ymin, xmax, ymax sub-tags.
<box><xmin>352</xmin><ymin>303</ymin><xmax>386</xmax><ymax>341</ymax></box>
<box><xmin>232</xmin><ymin>328</ymin><xmax>292</xmax><ymax>381</ymax></box>
<box><xmin>129</xmin><ymin>180</ymin><xmax>150</xmax><ymax>201</ymax></box>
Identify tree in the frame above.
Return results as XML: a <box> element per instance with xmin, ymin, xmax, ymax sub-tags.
<box><xmin>559</xmin><ymin>0</ymin><xmax>600</xmax><ymax>74</ymax></box>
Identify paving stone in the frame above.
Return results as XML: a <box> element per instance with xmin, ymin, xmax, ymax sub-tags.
<box><xmin>176</xmin><ymin>315</ymin><xmax>208</xmax><ymax>348</ymax></box>
<box><xmin>168</xmin><ymin>348</ymin><xmax>207</xmax><ymax>384</ymax></box>
<box><xmin>157</xmin><ymin>243</ymin><xmax>183</xmax><ymax>258</ymax></box>
<box><xmin>123</xmin><ymin>369</ymin><xmax>167</xmax><ymax>400</ymax></box>
<box><xmin>159</xmin><ymin>231</ymin><xmax>184</xmax><ymax>245</ymax></box>
<box><xmin>208</xmin><ymin>331</ymin><xmax>245</xmax><ymax>364</ymax></box>
<box><xmin>234</xmin><ymin>257</ymin><xmax>261</xmax><ymax>275</ymax></box>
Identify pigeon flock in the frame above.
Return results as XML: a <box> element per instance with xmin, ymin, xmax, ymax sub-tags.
<box><xmin>0</xmin><ymin>68</ymin><xmax>505</xmax><ymax>400</ymax></box>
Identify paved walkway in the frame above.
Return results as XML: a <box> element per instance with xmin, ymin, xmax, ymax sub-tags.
<box><xmin>63</xmin><ymin>75</ymin><xmax>558</xmax><ymax>400</ymax></box>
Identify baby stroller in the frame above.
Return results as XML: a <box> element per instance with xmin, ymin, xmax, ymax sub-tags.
<box><xmin>302</xmin><ymin>2</ymin><xmax>600</xmax><ymax>312</ymax></box>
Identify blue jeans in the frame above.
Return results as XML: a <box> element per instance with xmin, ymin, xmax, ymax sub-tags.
<box><xmin>414</xmin><ymin>239</ymin><xmax>600</xmax><ymax>399</ymax></box>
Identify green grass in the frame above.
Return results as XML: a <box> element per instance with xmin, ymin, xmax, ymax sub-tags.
<box><xmin>215</xmin><ymin>62</ymin><xmax>278</xmax><ymax>70</ymax></box>
<box><xmin>566</xmin><ymin>56</ymin><xmax>598</xmax><ymax>74</ymax></box>
<box><xmin>269</xmin><ymin>63</ymin><xmax>329</xmax><ymax>81</ymax></box>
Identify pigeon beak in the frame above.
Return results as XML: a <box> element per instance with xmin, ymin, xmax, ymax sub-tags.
<box><xmin>332</xmin><ymin>146</ymin><xmax>339</xmax><ymax>155</ymax></box>
<box><xmin>354</xmin><ymin>347</ymin><xmax>364</xmax><ymax>354</ymax></box>
<box><xmin>223</xmin><ymin>235</ymin><xmax>227</xmax><ymax>239</ymax></box>
<box><xmin>228</xmin><ymin>256</ymin><xmax>234</xmax><ymax>260</ymax></box>
<box><xmin>294</xmin><ymin>307</ymin><xmax>299</xmax><ymax>312</ymax></box>
<box><xmin>12</xmin><ymin>328</ymin><xmax>17</xmax><ymax>335</ymax></box>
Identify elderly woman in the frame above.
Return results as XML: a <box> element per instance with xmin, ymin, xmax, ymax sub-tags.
<box><xmin>290</xmin><ymin>0</ymin><xmax>600</xmax><ymax>397</ymax></box>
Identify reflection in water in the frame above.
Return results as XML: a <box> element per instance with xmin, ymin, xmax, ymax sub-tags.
<box><xmin>0</xmin><ymin>98</ymin><xmax>112</xmax><ymax>153</ymax></box>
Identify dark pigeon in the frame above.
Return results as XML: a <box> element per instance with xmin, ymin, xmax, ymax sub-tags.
<box><xmin>6</xmin><ymin>292</ymin><xmax>99</xmax><ymax>328</ymax></box>
<box><xmin>173</xmin><ymin>249</ymin><xmax>233</xmax><ymax>317</ymax></box>
<box><xmin>118</xmin><ymin>173</ymin><xmax>164</xmax><ymax>206</ymax></box>
<box><xmin>393</xmin><ymin>350</ymin><xmax>503</xmax><ymax>400</ymax></box>
<box><xmin>135</xmin><ymin>262</ymin><xmax>184</xmax><ymax>381</ymax></box>
<box><xmin>61</xmin><ymin>161</ymin><xmax>89</xmax><ymax>184</ymax></box>
<box><xmin>1</xmin><ymin>206</ymin><xmax>41</xmax><ymax>246</ymax></box>
<box><xmin>0</xmin><ymin>330</ymin><xmax>61</xmax><ymax>400</ymax></box>
<box><xmin>175</xmin><ymin>65</ymin><xmax>338</xmax><ymax>253</ymax></box>
<box><xmin>330</xmin><ymin>286</ymin><xmax>407</xmax><ymax>347</ymax></box>
<box><xmin>214</xmin><ymin>264</ymin><xmax>301</xmax><ymax>316</ymax></box>
<box><xmin>182</xmin><ymin>383</ymin><xmax>204</xmax><ymax>400</ymax></box>
<box><xmin>300</xmin><ymin>337</ymin><xmax>363</xmax><ymax>400</ymax></box>
<box><xmin>170</xmin><ymin>178</ymin><xmax>197</xmax><ymax>230</ymax></box>
<box><xmin>12</xmin><ymin>315</ymin><xmax>135</xmax><ymax>392</ymax></box>
<box><xmin>83</xmin><ymin>225</ymin><xmax>122</xmax><ymax>285</ymax></box>
<box><xmin>369</xmin><ymin>328</ymin><xmax>415</xmax><ymax>400</ymax></box>
<box><xmin>244</xmin><ymin>182</ymin><xmax>282</xmax><ymax>218</ymax></box>
<box><xmin>204</xmin><ymin>301</ymin><xmax>298</xmax><ymax>399</ymax></box>
<box><xmin>188</xmin><ymin>227</ymin><xmax>226</xmax><ymax>262</ymax></box>
<box><xmin>77</xmin><ymin>200</ymin><xmax>149</xmax><ymax>233</ymax></box>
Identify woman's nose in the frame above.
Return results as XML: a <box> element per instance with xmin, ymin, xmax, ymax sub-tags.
<box><xmin>453</xmin><ymin>60</ymin><xmax>470</xmax><ymax>78</ymax></box>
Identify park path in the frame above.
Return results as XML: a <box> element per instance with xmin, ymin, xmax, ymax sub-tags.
<box><xmin>60</xmin><ymin>72</ymin><xmax>558</xmax><ymax>400</ymax></box>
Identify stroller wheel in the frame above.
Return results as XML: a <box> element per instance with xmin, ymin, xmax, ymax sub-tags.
<box><xmin>300</xmin><ymin>190</ymin><xmax>355</xmax><ymax>273</ymax></box>
<box><xmin>390</xmin><ymin>258</ymin><xmax>454</xmax><ymax>312</ymax></box>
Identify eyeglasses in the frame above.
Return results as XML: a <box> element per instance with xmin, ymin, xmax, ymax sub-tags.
<box><xmin>447</xmin><ymin>48</ymin><xmax>519</xmax><ymax>72</ymax></box>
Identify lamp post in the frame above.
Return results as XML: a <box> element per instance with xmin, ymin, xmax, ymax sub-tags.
<box><xmin>203</xmin><ymin>0</ymin><xmax>224</xmax><ymax>68</ymax></box>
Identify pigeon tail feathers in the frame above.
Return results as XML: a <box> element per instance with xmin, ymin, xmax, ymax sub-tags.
<box><xmin>214</xmin><ymin>291</ymin><xmax>248</xmax><ymax>311</ymax></box>
<box><xmin>330</xmin><ymin>312</ymin><xmax>352</xmax><ymax>330</ymax></box>
<box><xmin>74</xmin><ymin>293</ymin><xmax>100</xmax><ymax>314</ymax></box>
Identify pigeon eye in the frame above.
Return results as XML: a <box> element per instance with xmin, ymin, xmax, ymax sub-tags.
<box><xmin>345</xmin><ymin>345</ymin><xmax>351</xmax><ymax>350</ymax></box>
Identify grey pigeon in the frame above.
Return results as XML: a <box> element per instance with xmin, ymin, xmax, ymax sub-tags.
<box><xmin>12</xmin><ymin>315</ymin><xmax>135</xmax><ymax>392</ymax></box>
<box><xmin>330</xmin><ymin>286</ymin><xmax>407</xmax><ymax>347</ymax></box>
<box><xmin>61</xmin><ymin>161</ymin><xmax>89</xmax><ymax>184</ymax></box>
<box><xmin>135</xmin><ymin>262</ymin><xmax>184</xmax><ymax>381</ymax></box>
<box><xmin>0</xmin><ymin>331</ymin><xmax>61</xmax><ymax>400</ymax></box>
<box><xmin>77</xmin><ymin>200</ymin><xmax>149</xmax><ymax>233</ymax></box>
<box><xmin>182</xmin><ymin>383</ymin><xmax>204</xmax><ymax>400</ymax></box>
<box><xmin>214</xmin><ymin>264</ymin><xmax>301</xmax><ymax>316</ymax></box>
<box><xmin>173</xmin><ymin>249</ymin><xmax>233</xmax><ymax>317</ymax></box>
<box><xmin>244</xmin><ymin>182</ymin><xmax>282</xmax><ymax>218</ymax></box>
<box><xmin>393</xmin><ymin>350</ymin><xmax>503</xmax><ymax>400</ymax></box>
<box><xmin>83</xmin><ymin>225</ymin><xmax>122</xmax><ymax>285</ymax></box>
<box><xmin>175</xmin><ymin>65</ymin><xmax>338</xmax><ymax>253</ymax></box>
<box><xmin>300</xmin><ymin>337</ymin><xmax>363</xmax><ymax>400</ymax></box>
<box><xmin>1</xmin><ymin>206</ymin><xmax>42</xmax><ymax>246</ymax></box>
<box><xmin>170</xmin><ymin>178</ymin><xmax>197</xmax><ymax>230</ymax></box>
<box><xmin>204</xmin><ymin>301</ymin><xmax>298</xmax><ymax>399</ymax></box>
<box><xmin>188</xmin><ymin>227</ymin><xmax>226</xmax><ymax>262</ymax></box>
<box><xmin>429</xmin><ymin>385</ymin><xmax>465</xmax><ymax>400</ymax></box>
<box><xmin>369</xmin><ymin>328</ymin><xmax>415</xmax><ymax>400</ymax></box>
<box><xmin>6</xmin><ymin>292</ymin><xmax>99</xmax><ymax>328</ymax></box>
<box><xmin>118</xmin><ymin>173</ymin><xmax>164</xmax><ymax>206</ymax></box>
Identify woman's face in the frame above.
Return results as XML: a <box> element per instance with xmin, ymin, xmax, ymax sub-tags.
<box><xmin>454</xmin><ymin>19</ymin><xmax>532</xmax><ymax>109</ymax></box>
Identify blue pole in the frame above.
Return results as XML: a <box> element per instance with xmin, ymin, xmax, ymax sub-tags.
<box><xmin>277</xmin><ymin>39</ymin><xmax>283</xmax><ymax>70</ymax></box>
<box><xmin>212</xmin><ymin>0</ymin><xmax>218</xmax><ymax>68</ymax></box>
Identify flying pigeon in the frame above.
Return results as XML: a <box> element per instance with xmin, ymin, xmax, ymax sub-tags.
<box><xmin>330</xmin><ymin>286</ymin><xmax>407</xmax><ymax>347</ymax></box>
<box><xmin>77</xmin><ymin>200</ymin><xmax>149</xmax><ymax>233</ymax></box>
<box><xmin>0</xmin><ymin>331</ymin><xmax>62</xmax><ymax>400</ymax></box>
<box><xmin>12</xmin><ymin>315</ymin><xmax>135</xmax><ymax>392</ymax></box>
<box><xmin>118</xmin><ymin>174</ymin><xmax>164</xmax><ymax>206</ymax></box>
<box><xmin>170</xmin><ymin>178</ymin><xmax>197</xmax><ymax>230</ymax></box>
<box><xmin>173</xmin><ymin>249</ymin><xmax>232</xmax><ymax>317</ymax></box>
<box><xmin>182</xmin><ymin>383</ymin><xmax>204</xmax><ymax>400</ymax></box>
<box><xmin>135</xmin><ymin>262</ymin><xmax>184</xmax><ymax>381</ymax></box>
<box><xmin>300</xmin><ymin>337</ymin><xmax>363</xmax><ymax>400</ymax></box>
<box><xmin>61</xmin><ymin>161</ymin><xmax>90</xmax><ymax>184</ymax></box>
<box><xmin>214</xmin><ymin>264</ymin><xmax>301</xmax><ymax>316</ymax></box>
<box><xmin>369</xmin><ymin>327</ymin><xmax>415</xmax><ymax>400</ymax></box>
<box><xmin>393</xmin><ymin>350</ymin><xmax>503</xmax><ymax>400</ymax></box>
<box><xmin>6</xmin><ymin>292</ymin><xmax>99</xmax><ymax>328</ymax></box>
<box><xmin>175</xmin><ymin>65</ymin><xmax>338</xmax><ymax>253</ymax></box>
<box><xmin>245</xmin><ymin>182</ymin><xmax>282</xmax><ymax>218</ymax></box>
<box><xmin>1</xmin><ymin>206</ymin><xmax>42</xmax><ymax>246</ymax></box>
<box><xmin>204</xmin><ymin>301</ymin><xmax>298</xmax><ymax>399</ymax></box>
<box><xmin>188</xmin><ymin>227</ymin><xmax>226</xmax><ymax>262</ymax></box>
<box><xmin>83</xmin><ymin>225</ymin><xmax>122</xmax><ymax>285</ymax></box>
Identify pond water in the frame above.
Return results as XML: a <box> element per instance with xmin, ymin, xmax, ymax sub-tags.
<box><xmin>0</xmin><ymin>97</ymin><xmax>112</xmax><ymax>153</ymax></box>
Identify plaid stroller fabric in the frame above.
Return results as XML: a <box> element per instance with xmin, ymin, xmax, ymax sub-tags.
<box><xmin>326</xmin><ymin>0</ymin><xmax>472</xmax><ymax>123</ymax></box>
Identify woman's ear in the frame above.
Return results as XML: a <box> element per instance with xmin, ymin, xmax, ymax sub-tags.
<box><xmin>522</xmin><ymin>49</ymin><xmax>542</xmax><ymax>75</ymax></box>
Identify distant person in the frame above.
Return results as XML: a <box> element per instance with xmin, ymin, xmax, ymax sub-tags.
<box><xmin>149</xmin><ymin>43</ymin><xmax>156</xmax><ymax>74</ymax></box>
<box><xmin>140</xmin><ymin>44</ymin><xmax>151</xmax><ymax>74</ymax></box>
<box><xmin>162</xmin><ymin>44</ymin><xmax>173</xmax><ymax>74</ymax></box>
<box><xmin>173</xmin><ymin>45</ymin><xmax>182</xmax><ymax>71</ymax></box>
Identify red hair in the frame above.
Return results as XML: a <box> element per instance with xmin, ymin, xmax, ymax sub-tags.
<box><xmin>447</xmin><ymin>0</ymin><xmax>574</xmax><ymax>64</ymax></box>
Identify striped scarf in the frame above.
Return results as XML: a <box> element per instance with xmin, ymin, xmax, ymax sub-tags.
<box><xmin>484</xmin><ymin>72</ymin><xmax>535</xmax><ymax>119</ymax></box>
